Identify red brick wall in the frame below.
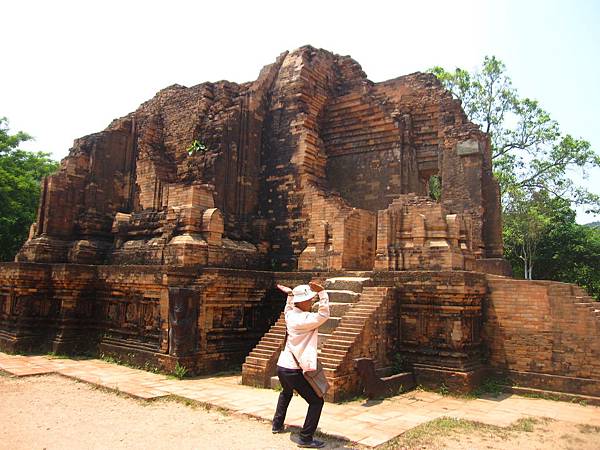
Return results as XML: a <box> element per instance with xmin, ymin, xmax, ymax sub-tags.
<box><xmin>483</xmin><ymin>277</ymin><xmax>600</xmax><ymax>396</ymax></box>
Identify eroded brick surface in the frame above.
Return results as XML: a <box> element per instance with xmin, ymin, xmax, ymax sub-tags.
<box><xmin>1</xmin><ymin>46</ymin><xmax>598</xmax><ymax>401</ymax></box>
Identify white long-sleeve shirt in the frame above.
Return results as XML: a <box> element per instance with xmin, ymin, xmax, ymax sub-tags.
<box><xmin>276</xmin><ymin>290</ymin><xmax>330</xmax><ymax>371</ymax></box>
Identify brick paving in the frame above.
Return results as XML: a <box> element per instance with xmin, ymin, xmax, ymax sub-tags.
<box><xmin>1</xmin><ymin>352</ymin><xmax>599</xmax><ymax>448</ymax></box>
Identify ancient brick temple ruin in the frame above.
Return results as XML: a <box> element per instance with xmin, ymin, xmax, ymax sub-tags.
<box><xmin>1</xmin><ymin>46</ymin><xmax>599</xmax><ymax>402</ymax></box>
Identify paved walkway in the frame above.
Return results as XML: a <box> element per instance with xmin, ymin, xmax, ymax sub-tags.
<box><xmin>1</xmin><ymin>352</ymin><xmax>599</xmax><ymax>448</ymax></box>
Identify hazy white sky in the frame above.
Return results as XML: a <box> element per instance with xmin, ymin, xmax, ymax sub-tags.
<box><xmin>2</xmin><ymin>0</ymin><xmax>598</xmax><ymax>222</ymax></box>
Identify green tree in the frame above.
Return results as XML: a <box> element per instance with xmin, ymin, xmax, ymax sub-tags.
<box><xmin>534</xmin><ymin>199</ymin><xmax>600</xmax><ymax>299</ymax></box>
<box><xmin>431</xmin><ymin>57</ymin><xmax>600</xmax><ymax>292</ymax></box>
<box><xmin>504</xmin><ymin>193</ymin><xmax>600</xmax><ymax>298</ymax></box>
<box><xmin>503</xmin><ymin>192</ymin><xmax>551</xmax><ymax>280</ymax></box>
<box><xmin>430</xmin><ymin>57</ymin><xmax>600</xmax><ymax>211</ymax></box>
<box><xmin>0</xmin><ymin>117</ymin><xmax>58</xmax><ymax>261</ymax></box>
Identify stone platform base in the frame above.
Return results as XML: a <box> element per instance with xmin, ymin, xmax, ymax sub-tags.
<box><xmin>98</xmin><ymin>341</ymin><xmax>250</xmax><ymax>376</ymax></box>
<box><xmin>492</xmin><ymin>369</ymin><xmax>600</xmax><ymax>399</ymax></box>
<box><xmin>413</xmin><ymin>363</ymin><xmax>487</xmax><ymax>393</ymax></box>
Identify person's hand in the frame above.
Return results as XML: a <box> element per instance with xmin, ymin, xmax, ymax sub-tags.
<box><xmin>309</xmin><ymin>281</ymin><xmax>324</xmax><ymax>292</ymax></box>
<box><xmin>276</xmin><ymin>284</ymin><xmax>293</xmax><ymax>296</ymax></box>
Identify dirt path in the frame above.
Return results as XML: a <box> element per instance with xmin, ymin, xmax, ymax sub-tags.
<box><xmin>0</xmin><ymin>374</ymin><xmax>350</xmax><ymax>450</ymax></box>
<box><xmin>1</xmin><ymin>374</ymin><xmax>599</xmax><ymax>450</ymax></box>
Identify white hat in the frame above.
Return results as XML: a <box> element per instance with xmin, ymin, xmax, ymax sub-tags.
<box><xmin>291</xmin><ymin>284</ymin><xmax>318</xmax><ymax>303</ymax></box>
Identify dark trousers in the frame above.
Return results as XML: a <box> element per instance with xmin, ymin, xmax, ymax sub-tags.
<box><xmin>272</xmin><ymin>366</ymin><xmax>324</xmax><ymax>442</ymax></box>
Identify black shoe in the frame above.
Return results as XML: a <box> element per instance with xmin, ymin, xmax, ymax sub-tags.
<box><xmin>272</xmin><ymin>426</ymin><xmax>284</xmax><ymax>434</ymax></box>
<box><xmin>298</xmin><ymin>439</ymin><xmax>325</xmax><ymax>448</ymax></box>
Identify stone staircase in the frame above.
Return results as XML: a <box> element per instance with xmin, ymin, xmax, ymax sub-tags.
<box><xmin>267</xmin><ymin>276</ymin><xmax>370</xmax><ymax>389</ymax></box>
<box><xmin>547</xmin><ymin>283</ymin><xmax>600</xmax><ymax>335</ymax></box>
<box><xmin>572</xmin><ymin>287</ymin><xmax>600</xmax><ymax>323</ymax></box>
<box><xmin>241</xmin><ymin>275</ymin><xmax>415</xmax><ymax>401</ymax></box>
<box><xmin>485</xmin><ymin>276</ymin><xmax>600</xmax><ymax>397</ymax></box>
<box><xmin>317</xmin><ymin>277</ymin><xmax>365</xmax><ymax>348</ymax></box>
<box><xmin>319</xmin><ymin>285</ymin><xmax>415</xmax><ymax>401</ymax></box>
<box><xmin>318</xmin><ymin>285</ymin><xmax>385</xmax><ymax>374</ymax></box>
<box><xmin>241</xmin><ymin>276</ymin><xmax>371</xmax><ymax>390</ymax></box>
<box><xmin>241</xmin><ymin>314</ymin><xmax>287</xmax><ymax>388</ymax></box>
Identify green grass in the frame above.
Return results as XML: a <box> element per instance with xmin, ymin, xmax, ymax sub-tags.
<box><xmin>519</xmin><ymin>391</ymin><xmax>563</xmax><ymax>401</ymax></box>
<box><xmin>508</xmin><ymin>417</ymin><xmax>543</xmax><ymax>432</ymax></box>
<box><xmin>380</xmin><ymin>416</ymin><xmax>552</xmax><ymax>449</ymax></box>
<box><xmin>338</xmin><ymin>394</ymin><xmax>368</xmax><ymax>403</ymax></box>
<box><xmin>46</xmin><ymin>351</ymin><xmax>71</xmax><ymax>359</ymax></box>
<box><xmin>172</xmin><ymin>362</ymin><xmax>188</xmax><ymax>380</ymax></box>
<box><xmin>413</xmin><ymin>378</ymin><xmax>508</xmax><ymax>400</ymax></box>
<box><xmin>383</xmin><ymin>417</ymin><xmax>493</xmax><ymax>449</ymax></box>
<box><xmin>438</xmin><ymin>383</ymin><xmax>450</xmax><ymax>396</ymax></box>
<box><xmin>517</xmin><ymin>389</ymin><xmax>589</xmax><ymax>405</ymax></box>
<box><xmin>470</xmin><ymin>377</ymin><xmax>509</xmax><ymax>397</ymax></box>
<box><xmin>99</xmin><ymin>353</ymin><xmax>160</xmax><ymax>374</ymax></box>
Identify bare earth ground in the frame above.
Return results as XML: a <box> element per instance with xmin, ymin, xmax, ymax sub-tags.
<box><xmin>1</xmin><ymin>374</ymin><xmax>599</xmax><ymax>450</ymax></box>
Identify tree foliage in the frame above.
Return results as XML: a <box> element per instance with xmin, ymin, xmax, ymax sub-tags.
<box><xmin>430</xmin><ymin>57</ymin><xmax>600</xmax><ymax>212</ymax></box>
<box><xmin>431</xmin><ymin>58</ymin><xmax>600</xmax><ymax>295</ymax></box>
<box><xmin>502</xmin><ymin>191</ymin><xmax>551</xmax><ymax>280</ymax></box>
<box><xmin>0</xmin><ymin>117</ymin><xmax>58</xmax><ymax>261</ymax></box>
<box><xmin>504</xmin><ymin>194</ymin><xmax>600</xmax><ymax>298</ymax></box>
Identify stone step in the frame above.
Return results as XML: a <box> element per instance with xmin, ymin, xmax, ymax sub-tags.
<box><xmin>349</xmin><ymin>302</ymin><xmax>380</xmax><ymax>308</ymax></box>
<box><xmin>320</xmin><ymin>317</ymin><xmax>342</xmax><ymax>334</ymax></box>
<box><xmin>345</xmin><ymin>308</ymin><xmax>377</xmax><ymax>315</ymax></box>
<box><xmin>317</xmin><ymin>333</ymin><xmax>332</xmax><ymax>349</ymax></box>
<box><xmin>321</xmin><ymin>361</ymin><xmax>338</xmax><ymax>370</ymax></box>
<box><xmin>262</xmin><ymin>336</ymin><xmax>285</xmax><ymax>344</ymax></box>
<box><xmin>351</xmin><ymin>299</ymin><xmax>381</xmax><ymax>305</ymax></box>
<box><xmin>343</xmin><ymin>311</ymin><xmax>370</xmax><ymax>318</ymax></box>
<box><xmin>325</xmin><ymin>277</ymin><xmax>371</xmax><ymax>292</ymax></box>
<box><xmin>335</xmin><ymin>327</ymin><xmax>363</xmax><ymax>335</ymax></box>
<box><xmin>245</xmin><ymin>356</ymin><xmax>269</xmax><ymax>366</ymax></box>
<box><xmin>326</xmin><ymin>290</ymin><xmax>361</xmax><ymax>303</ymax></box>
<box><xmin>255</xmin><ymin>341</ymin><xmax>281</xmax><ymax>349</ymax></box>
<box><xmin>344</xmin><ymin>308</ymin><xmax>376</xmax><ymax>320</ymax></box>
<box><xmin>339</xmin><ymin>320</ymin><xmax>367</xmax><ymax>329</ymax></box>
<box><xmin>254</xmin><ymin>345</ymin><xmax>278</xmax><ymax>354</ymax></box>
<box><xmin>270</xmin><ymin>326</ymin><xmax>286</xmax><ymax>333</ymax></box>
<box><xmin>251</xmin><ymin>350</ymin><xmax>274</xmax><ymax>359</ymax></box>
<box><xmin>320</xmin><ymin>348</ymin><xmax>347</xmax><ymax>356</ymax></box>
<box><xmin>337</xmin><ymin>324</ymin><xmax>363</xmax><ymax>332</ymax></box>
<box><xmin>320</xmin><ymin>360</ymin><xmax>343</xmax><ymax>370</ymax></box>
<box><xmin>322</xmin><ymin>340</ymin><xmax>354</xmax><ymax>350</ymax></box>
<box><xmin>329</xmin><ymin>302</ymin><xmax>354</xmax><ymax>316</ymax></box>
<box><xmin>334</xmin><ymin>330</ymin><xmax>361</xmax><ymax>338</ymax></box>
<box><xmin>310</xmin><ymin>302</ymin><xmax>354</xmax><ymax>317</ymax></box>
<box><xmin>321</xmin><ymin>341</ymin><xmax>352</xmax><ymax>350</ymax></box>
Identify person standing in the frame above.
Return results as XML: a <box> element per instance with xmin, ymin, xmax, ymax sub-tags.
<box><xmin>272</xmin><ymin>281</ymin><xmax>329</xmax><ymax>449</ymax></box>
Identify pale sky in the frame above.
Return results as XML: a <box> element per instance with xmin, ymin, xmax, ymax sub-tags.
<box><xmin>2</xmin><ymin>0</ymin><xmax>598</xmax><ymax>223</ymax></box>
